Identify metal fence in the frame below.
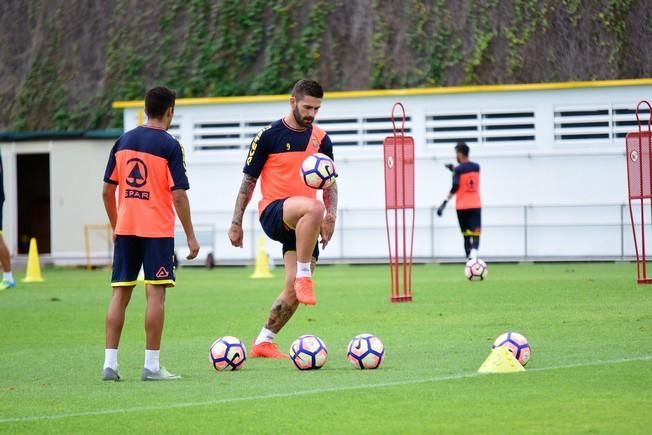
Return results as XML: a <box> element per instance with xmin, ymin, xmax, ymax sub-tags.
<box><xmin>175</xmin><ymin>203</ymin><xmax>643</xmax><ymax>265</ymax></box>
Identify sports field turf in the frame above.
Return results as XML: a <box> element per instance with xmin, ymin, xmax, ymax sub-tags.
<box><xmin>0</xmin><ymin>263</ymin><xmax>650</xmax><ymax>434</ymax></box>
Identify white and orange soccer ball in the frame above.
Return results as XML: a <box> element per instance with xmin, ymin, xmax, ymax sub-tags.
<box><xmin>300</xmin><ymin>153</ymin><xmax>337</xmax><ymax>189</ymax></box>
<box><xmin>289</xmin><ymin>335</ymin><xmax>328</xmax><ymax>370</ymax></box>
<box><xmin>464</xmin><ymin>258</ymin><xmax>488</xmax><ymax>280</ymax></box>
<box><xmin>209</xmin><ymin>336</ymin><xmax>247</xmax><ymax>371</ymax></box>
<box><xmin>347</xmin><ymin>333</ymin><xmax>385</xmax><ymax>369</ymax></box>
<box><xmin>492</xmin><ymin>331</ymin><xmax>531</xmax><ymax>366</ymax></box>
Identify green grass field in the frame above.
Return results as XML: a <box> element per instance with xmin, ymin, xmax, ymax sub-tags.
<box><xmin>0</xmin><ymin>263</ymin><xmax>651</xmax><ymax>434</ymax></box>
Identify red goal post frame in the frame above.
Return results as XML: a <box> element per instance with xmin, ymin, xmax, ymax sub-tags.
<box><xmin>383</xmin><ymin>103</ymin><xmax>415</xmax><ymax>302</ymax></box>
<box><xmin>626</xmin><ymin>100</ymin><xmax>652</xmax><ymax>284</ymax></box>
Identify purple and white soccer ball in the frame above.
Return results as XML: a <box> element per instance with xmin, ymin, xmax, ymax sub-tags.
<box><xmin>209</xmin><ymin>336</ymin><xmax>247</xmax><ymax>371</ymax></box>
<box><xmin>347</xmin><ymin>333</ymin><xmax>385</xmax><ymax>369</ymax></box>
<box><xmin>289</xmin><ymin>335</ymin><xmax>328</xmax><ymax>370</ymax></box>
<box><xmin>492</xmin><ymin>331</ymin><xmax>531</xmax><ymax>366</ymax></box>
<box><xmin>300</xmin><ymin>153</ymin><xmax>337</xmax><ymax>189</ymax></box>
<box><xmin>464</xmin><ymin>258</ymin><xmax>488</xmax><ymax>280</ymax></box>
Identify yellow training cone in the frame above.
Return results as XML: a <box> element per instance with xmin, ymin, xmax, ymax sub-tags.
<box><xmin>478</xmin><ymin>346</ymin><xmax>526</xmax><ymax>374</ymax></box>
<box><xmin>250</xmin><ymin>235</ymin><xmax>273</xmax><ymax>279</ymax></box>
<box><xmin>22</xmin><ymin>238</ymin><xmax>44</xmax><ymax>282</ymax></box>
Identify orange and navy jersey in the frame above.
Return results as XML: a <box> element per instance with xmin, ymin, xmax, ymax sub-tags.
<box><xmin>103</xmin><ymin>126</ymin><xmax>189</xmax><ymax>237</ymax></box>
<box><xmin>243</xmin><ymin>119</ymin><xmax>334</xmax><ymax>215</ymax></box>
<box><xmin>450</xmin><ymin>161</ymin><xmax>481</xmax><ymax>210</ymax></box>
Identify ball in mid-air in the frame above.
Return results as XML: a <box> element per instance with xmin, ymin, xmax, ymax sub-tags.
<box><xmin>464</xmin><ymin>258</ymin><xmax>488</xmax><ymax>280</ymax></box>
<box><xmin>347</xmin><ymin>333</ymin><xmax>385</xmax><ymax>369</ymax></box>
<box><xmin>289</xmin><ymin>335</ymin><xmax>328</xmax><ymax>370</ymax></box>
<box><xmin>209</xmin><ymin>336</ymin><xmax>247</xmax><ymax>371</ymax></box>
<box><xmin>492</xmin><ymin>332</ymin><xmax>531</xmax><ymax>366</ymax></box>
<box><xmin>300</xmin><ymin>153</ymin><xmax>337</xmax><ymax>189</ymax></box>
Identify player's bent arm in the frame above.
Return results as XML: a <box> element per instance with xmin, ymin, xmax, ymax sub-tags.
<box><xmin>228</xmin><ymin>174</ymin><xmax>258</xmax><ymax>247</ymax></box>
<box><xmin>320</xmin><ymin>182</ymin><xmax>338</xmax><ymax>249</ymax></box>
<box><xmin>172</xmin><ymin>189</ymin><xmax>200</xmax><ymax>259</ymax></box>
<box><xmin>102</xmin><ymin>182</ymin><xmax>118</xmax><ymax>231</ymax></box>
<box><xmin>323</xmin><ymin>182</ymin><xmax>338</xmax><ymax>222</ymax></box>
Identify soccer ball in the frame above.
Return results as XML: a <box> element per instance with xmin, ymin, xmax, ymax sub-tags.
<box><xmin>209</xmin><ymin>336</ymin><xmax>247</xmax><ymax>371</ymax></box>
<box><xmin>300</xmin><ymin>153</ymin><xmax>337</xmax><ymax>189</ymax></box>
<box><xmin>347</xmin><ymin>333</ymin><xmax>385</xmax><ymax>369</ymax></box>
<box><xmin>464</xmin><ymin>258</ymin><xmax>488</xmax><ymax>280</ymax></box>
<box><xmin>289</xmin><ymin>335</ymin><xmax>328</xmax><ymax>370</ymax></box>
<box><xmin>492</xmin><ymin>332</ymin><xmax>531</xmax><ymax>366</ymax></box>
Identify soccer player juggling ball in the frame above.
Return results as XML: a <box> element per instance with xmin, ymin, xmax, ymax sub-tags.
<box><xmin>437</xmin><ymin>142</ymin><xmax>482</xmax><ymax>260</ymax></box>
<box><xmin>101</xmin><ymin>86</ymin><xmax>200</xmax><ymax>381</ymax></box>
<box><xmin>228</xmin><ymin>79</ymin><xmax>338</xmax><ymax>359</ymax></box>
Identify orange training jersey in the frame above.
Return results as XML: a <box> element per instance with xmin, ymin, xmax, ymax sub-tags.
<box><xmin>103</xmin><ymin>126</ymin><xmax>189</xmax><ymax>237</ymax></box>
<box><xmin>450</xmin><ymin>161</ymin><xmax>481</xmax><ymax>210</ymax></box>
<box><xmin>243</xmin><ymin>119</ymin><xmax>334</xmax><ymax>215</ymax></box>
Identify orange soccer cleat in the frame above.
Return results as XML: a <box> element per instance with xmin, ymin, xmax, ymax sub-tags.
<box><xmin>294</xmin><ymin>277</ymin><xmax>316</xmax><ymax>305</ymax></box>
<box><xmin>251</xmin><ymin>342</ymin><xmax>288</xmax><ymax>359</ymax></box>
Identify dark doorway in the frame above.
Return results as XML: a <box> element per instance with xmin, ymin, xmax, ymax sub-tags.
<box><xmin>17</xmin><ymin>154</ymin><xmax>51</xmax><ymax>254</ymax></box>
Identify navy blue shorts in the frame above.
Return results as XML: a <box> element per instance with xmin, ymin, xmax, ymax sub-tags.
<box><xmin>111</xmin><ymin>235</ymin><xmax>176</xmax><ymax>287</ymax></box>
<box><xmin>260</xmin><ymin>198</ymin><xmax>319</xmax><ymax>260</ymax></box>
<box><xmin>457</xmin><ymin>208</ymin><xmax>481</xmax><ymax>236</ymax></box>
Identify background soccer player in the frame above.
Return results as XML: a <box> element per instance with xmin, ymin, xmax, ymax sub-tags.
<box><xmin>228</xmin><ymin>79</ymin><xmax>338</xmax><ymax>359</ymax></box>
<box><xmin>101</xmin><ymin>86</ymin><xmax>199</xmax><ymax>381</ymax></box>
<box><xmin>437</xmin><ymin>142</ymin><xmax>482</xmax><ymax>259</ymax></box>
<box><xmin>0</xmin><ymin>153</ymin><xmax>16</xmax><ymax>291</ymax></box>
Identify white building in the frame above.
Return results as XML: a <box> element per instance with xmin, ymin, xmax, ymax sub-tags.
<box><xmin>2</xmin><ymin>79</ymin><xmax>651</xmax><ymax>266</ymax></box>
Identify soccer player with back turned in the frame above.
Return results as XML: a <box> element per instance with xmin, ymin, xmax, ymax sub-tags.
<box><xmin>101</xmin><ymin>86</ymin><xmax>200</xmax><ymax>381</ymax></box>
<box><xmin>437</xmin><ymin>142</ymin><xmax>482</xmax><ymax>259</ymax></box>
<box><xmin>228</xmin><ymin>79</ymin><xmax>338</xmax><ymax>359</ymax></box>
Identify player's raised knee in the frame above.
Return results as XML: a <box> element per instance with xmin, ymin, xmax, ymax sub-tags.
<box><xmin>307</xmin><ymin>199</ymin><xmax>325</xmax><ymax>221</ymax></box>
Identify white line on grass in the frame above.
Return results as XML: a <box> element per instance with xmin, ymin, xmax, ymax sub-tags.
<box><xmin>1</xmin><ymin>354</ymin><xmax>650</xmax><ymax>425</ymax></box>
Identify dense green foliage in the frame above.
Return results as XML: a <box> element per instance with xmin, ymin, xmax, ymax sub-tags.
<box><xmin>1</xmin><ymin>0</ymin><xmax>650</xmax><ymax>131</ymax></box>
<box><xmin>0</xmin><ymin>263</ymin><xmax>651</xmax><ymax>433</ymax></box>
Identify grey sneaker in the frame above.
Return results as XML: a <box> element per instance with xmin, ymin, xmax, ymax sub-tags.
<box><xmin>102</xmin><ymin>367</ymin><xmax>121</xmax><ymax>381</ymax></box>
<box><xmin>141</xmin><ymin>366</ymin><xmax>181</xmax><ymax>381</ymax></box>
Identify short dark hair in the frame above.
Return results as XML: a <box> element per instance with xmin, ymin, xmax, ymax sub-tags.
<box><xmin>455</xmin><ymin>142</ymin><xmax>469</xmax><ymax>157</ymax></box>
<box><xmin>291</xmin><ymin>79</ymin><xmax>324</xmax><ymax>100</ymax></box>
<box><xmin>145</xmin><ymin>86</ymin><xmax>176</xmax><ymax>119</ymax></box>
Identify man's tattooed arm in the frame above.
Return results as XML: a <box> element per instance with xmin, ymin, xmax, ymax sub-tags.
<box><xmin>231</xmin><ymin>174</ymin><xmax>258</xmax><ymax>226</ymax></box>
<box><xmin>228</xmin><ymin>174</ymin><xmax>257</xmax><ymax>247</ymax></box>
<box><xmin>323</xmin><ymin>182</ymin><xmax>338</xmax><ymax>222</ymax></box>
<box><xmin>320</xmin><ymin>182</ymin><xmax>338</xmax><ymax>249</ymax></box>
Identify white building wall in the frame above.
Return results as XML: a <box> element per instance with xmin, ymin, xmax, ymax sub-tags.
<box><xmin>118</xmin><ymin>82</ymin><xmax>652</xmax><ymax>262</ymax></box>
<box><xmin>1</xmin><ymin>139</ymin><xmax>114</xmax><ymax>265</ymax></box>
<box><xmin>122</xmin><ymin>81</ymin><xmax>649</xmax><ymax>262</ymax></box>
<box><xmin>50</xmin><ymin>139</ymin><xmax>114</xmax><ymax>263</ymax></box>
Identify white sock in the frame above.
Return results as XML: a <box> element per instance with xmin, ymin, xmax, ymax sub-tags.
<box><xmin>254</xmin><ymin>327</ymin><xmax>276</xmax><ymax>345</ymax></box>
<box><xmin>104</xmin><ymin>349</ymin><xmax>118</xmax><ymax>370</ymax></box>
<box><xmin>144</xmin><ymin>349</ymin><xmax>160</xmax><ymax>372</ymax></box>
<box><xmin>296</xmin><ymin>261</ymin><xmax>311</xmax><ymax>278</ymax></box>
<box><xmin>3</xmin><ymin>272</ymin><xmax>14</xmax><ymax>282</ymax></box>
<box><xmin>470</xmin><ymin>249</ymin><xmax>478</xmax><ymax>259</ymax></box>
